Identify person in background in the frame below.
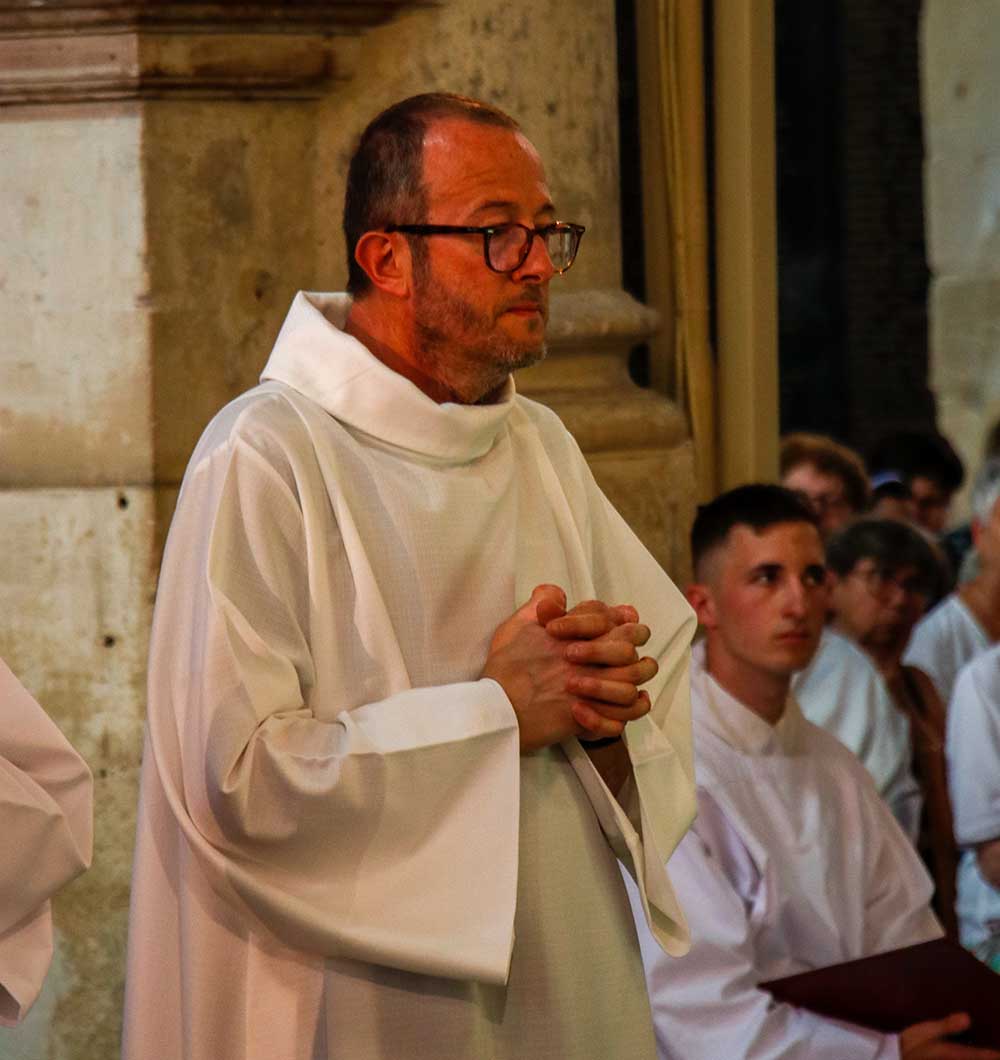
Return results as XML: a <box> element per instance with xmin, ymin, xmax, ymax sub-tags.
<box><xmin>906</xmin><ymin>458</ymin><xmax>1000</xmax><ymax>704</ymax></box>
<box><xmin>868</xmin><ymin>430</ymin><xmax>965</xmax><ymax>538</ymax></box>
<box><xmin>824</xmin><ymin>519</ymin><xmax>957</xmax><ymax>936</ymax></box>
<box><xmin>0</xmin><ymin>657</ymin><xmax>92</xmax><ymax>1027</ymax></box>
<box><xmin>947</xmin><ymin>643</ymin><xmax>1000</xmax><ymax>970</ymax></box>
<box><xmin>623</xmin><ymin>485</ymin><xmax>995</xmax><ymax>1060</ymax></box>
<box><xmin>780</xmin><ymin>432</ymin><xmax>871</xmax><ymax>538</ymax></box>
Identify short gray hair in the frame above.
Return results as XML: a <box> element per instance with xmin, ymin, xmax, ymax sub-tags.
<box><xmin>971</xmin><ymin>457</ymin><xmax>1000</xmax><ymax>523</ymax></box>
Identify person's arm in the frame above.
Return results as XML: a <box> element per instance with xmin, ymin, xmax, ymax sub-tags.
<box><xmin>0</xmin><ymin>660</ymin><xmax>92</xmax><ymax>1024</ymax></box>
<box><xmin>622</xmin><ymin>803</ymin><xmax>900</xmax><ymax>1060</ymax></box>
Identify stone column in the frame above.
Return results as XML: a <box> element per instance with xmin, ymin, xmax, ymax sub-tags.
<box><xmin>923</xmin><ymin>0</ymin><xmax>1000</xmax><ymax>510</ymax></box>
<box><xmin>1</xmin><ymin>2</ymin><xmax>693</xmax><ymax>1055</ymax></box>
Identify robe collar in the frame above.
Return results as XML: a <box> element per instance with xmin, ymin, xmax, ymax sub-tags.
<box><xmin>260</xmin><ymin>291</ymin><xmax>516</xmax><ymax>462</ymax></box>
<box><xmin>691</xmin><ymin>640</ymin><xmax>807</xmax><ymax>757</ymax></box>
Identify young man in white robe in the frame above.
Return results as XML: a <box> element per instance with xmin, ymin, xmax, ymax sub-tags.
<box><xmin>122</xmin><ymin>93</ymin><xmax>697</xmax><ymax>1060</ymax></box>
<box><xmin>625</xmin><ymin>484</ymin><xmax>998</xmax><ymax>1060</ymax></box>
<box><xmin>1</xmin><ymin>658</ymin><xmax>92</xmax><ymax>1027</ymax></box>
<box><xmin>905</xmin><ymin>458</ymin><xmax>1000</xmax><ymax>703</ymax></box>
<box><xmin>946</xmin><ymin>643</ymin><xmax>1000</xmax><ymax>966</ymax></box>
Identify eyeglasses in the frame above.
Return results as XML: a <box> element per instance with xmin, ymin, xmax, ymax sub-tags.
<box><xmin>384</xmin><ymin>221</ymin><xmax>585</xmax><ymax>275</ymax></box>
<box><xmin>850</xmin><ymin>564</ymin><xmax>929</xmax><ymax>601</ymax></box>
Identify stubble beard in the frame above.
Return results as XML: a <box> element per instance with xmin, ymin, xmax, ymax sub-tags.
<box><xmin>412</xmin><ymin>259</ymin><xmax>548</xmax><ymax>404</ymax></box>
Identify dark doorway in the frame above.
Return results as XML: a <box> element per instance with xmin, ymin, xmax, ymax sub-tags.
<box><xmin>776</xmin><ymin>0</ymin><xmax>935</xmax><ymax>458</ymax></box>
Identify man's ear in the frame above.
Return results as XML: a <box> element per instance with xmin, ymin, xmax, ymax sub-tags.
<box><xmin>685</xmin><ymin>582</ymin><xmax>717</xmax><ymax>631</ymax></box>
<box><xmin>352</xmin><ymin>231</ymin><xmax>412</xmax><ymax>298</ymax></box>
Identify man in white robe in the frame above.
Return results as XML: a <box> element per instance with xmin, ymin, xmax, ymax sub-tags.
<box><xmin>122</xmin><ymin>93</ymin><xmax>696</xmax><ymax>1060</ymax></box>
<box><xmin>1</xmin><ymin>658</ymin><xmax>92</xmax><ymax>1026</ymax></box>
<box><xmin>947</xmin><ymin>644</ymin><xmax>1000</xmax><ymax>964</ymax></box>
<box><xmin>626</xmin><ymin>484</ymin><xmax>997</xmax><ymax>1060</ymax></box>
<box><xmin>905</xmin><ymin>458</ymin><xmax>1000</xmax><ymax>703</ymax></box>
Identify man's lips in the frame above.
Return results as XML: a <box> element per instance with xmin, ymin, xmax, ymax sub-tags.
<box><xmin>775</xmin><ymin>630</ymin><xmax>812</xmax><ymax>643</ymax></box>
<box><xmin>504</xmin><ymin>304</ymin><xmax>545</xmax><ymax>316</ymax></box>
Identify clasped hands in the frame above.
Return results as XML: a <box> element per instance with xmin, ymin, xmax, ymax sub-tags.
<box><xmin>481</xmin><ymin>584</ymin><xmax>658</xmax><ymax>753</ymax></box>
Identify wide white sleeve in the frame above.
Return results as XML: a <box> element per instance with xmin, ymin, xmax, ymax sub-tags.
<box><xmin>947</xmin><ymin>652</ymin><xmax>1000</xmax><ymax>846</ymax></box>
<box><xmin>145</xmin><ymin>437</ymin><xmax>521</xmax><ymax>985</ymax></box>
<box><xmin>0</xmin><ymin>660</ymin><xmax>93</xmax><ymax>1025</ymax></box>
<box><xmin>622</xmin><ymin>805</ymin><xmax>899</xmax><ymax>1060</ymax></box>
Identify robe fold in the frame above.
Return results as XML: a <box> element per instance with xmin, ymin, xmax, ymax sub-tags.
<box><xmin>794</xmin><ymin>628</ymin><xmax>921</xmax><ymax>841</ymax></box>
<box><xmin>122</xmin><ymin>291</ymin><xmax>697</xmax><ymax>1060</ymax></box>
<box><xmin>625</xmin><ymin>642</ymin><xmax>941</xmax><ymax>1060</ymax></box>
<box><xmin>0</xmin><ymin>659</ymin><xmax>92</xmax><ymax>1025</ymax></box>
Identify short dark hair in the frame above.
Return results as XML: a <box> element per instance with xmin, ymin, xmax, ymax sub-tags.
<box><xmin>826</xmin><ymin>518</ymin><xmax>945</xmax><ymax>598</ymax></box>
<box><xmin>343</xmin><ymin>93</ymin><xmax>521</xmax><ymax>296</ymax></box>
<box><xmin>780</xmin><ymin>432</ymin><xmax>871</xmax><ymax>512</ymax></box>
<box><xmin>868</xmin><ymin>430</ymin><xmax>965</xmax><ymax>494</ymax></box>
<box><xmin>691</xmin><ymin>484</ymin><xmax>819</xmax><ymax>578</ymax></box>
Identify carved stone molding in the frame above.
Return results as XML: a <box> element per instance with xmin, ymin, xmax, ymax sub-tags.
<box><xmin>518</xmin><ymin>288</ymin><xmax>694</xmax><ymax>575</ymax></box>
<box><xmin>518</xmin><ymin>288</ymin><xmax>689</xmax><ymax>454</ymax></box>
<box><xmin>0</xmin><ymin>1</ymin><xmax>426</xmax><ymax>103</ymax></box>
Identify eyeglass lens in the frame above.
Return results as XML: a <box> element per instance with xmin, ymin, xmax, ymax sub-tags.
<box><xmin>487</xmin><ymin>225</ymin><xmax>580</xmax><ymax>273</ymax></box>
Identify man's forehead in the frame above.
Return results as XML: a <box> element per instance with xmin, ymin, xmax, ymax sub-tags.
<box><xmin>722</xmin><ymin>521</ymin><xmax>824</xmax><ymax>565</ymax></box>
<box><xmin>420</xmin><ymin>117</ymin><xmax>552</xmax><ymax>213</ymax></box>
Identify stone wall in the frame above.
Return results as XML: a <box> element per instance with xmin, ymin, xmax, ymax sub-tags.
<box><xmin>923</xmin><ymin>0</ymin><xmax>1000</xmax><ymax>512</ymax></box>
<box><xmin>0</xmin><ymin>3</ymin><xmax>694</xmax><ymax>1056</ymax></box>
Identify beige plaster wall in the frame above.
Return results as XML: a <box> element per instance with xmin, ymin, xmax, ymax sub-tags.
<box><xmin>923</xmin><ymin>0</ymin><xmax>1000</xmax><ymax>511</ymax></box>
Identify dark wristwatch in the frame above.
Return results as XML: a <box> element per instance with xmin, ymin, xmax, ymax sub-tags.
<box><xmin>579</xmin><ymin>735</ymin><xmax>622</xmax><ymax>748</ymax></box>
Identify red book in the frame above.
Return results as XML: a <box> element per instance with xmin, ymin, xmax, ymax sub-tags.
<box><xmin>761</xmin><ymin>938</ymin><xmax>1000</xmax><ymax>1047</ymax></box>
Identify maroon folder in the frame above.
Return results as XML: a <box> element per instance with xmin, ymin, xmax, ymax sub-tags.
<box><xmin>761</xmin><ymin>938</ymin><xmax>1000</xmax><ymax>1047</ymax></box>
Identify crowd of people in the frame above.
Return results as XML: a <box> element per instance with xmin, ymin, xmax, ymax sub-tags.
<box><xmin>4</xmin><ymin>91</ymin><xmax>1000</xmax><ymax>1059</ymax></box>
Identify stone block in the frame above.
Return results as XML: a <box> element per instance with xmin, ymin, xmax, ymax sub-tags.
<box><xmin>922</xmin><ymin>0</ymin><xmax>1000</xmax><ymax>157</ymax></box>
<box><xmin>0</xmin><ymin>111</ymin><xmax>152</xmax><ymax>485</ymax></box>
<box><xmin>0</xmin><ymin>486</ymin><xmax>154</xmax><ymax>1059</ymax></box>
<box><xmin>929</xmin><ymin>276</ymin><xmax>1000</xmax><ymax>393</ymax></box>
<box><xmin>925</xmin><ymin>152</ymin><xmax>1000</xmax><ymax>277</ymax></box>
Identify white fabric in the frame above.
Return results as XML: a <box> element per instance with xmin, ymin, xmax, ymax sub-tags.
<box><xmin>793</xmin><ymin>628</ymin><xmax>921</xmax><ymax>842</ymax></box>
<box><xmin>946</xmin><ymin>644</ymin><xmax>1000</xmax><ymax>951</ymax></box>
<box><xmin>904</xmin><ymin>593</ymin><xmax>990</xmax><ymax>705</ymax></box>
<box><xmin>122</xmin><ymin>291</ymin><xmax>697</xmax><ymax>1060</ymax></box>
<box><xmin>625</xmin><ymin>642</ymin><xmax>941</xmax><ymax>1060</ymax></box>
<box><xmin>0</xmin><ymin>659</ymin><xmax>92</xmax><ymax>1026</ymax></box>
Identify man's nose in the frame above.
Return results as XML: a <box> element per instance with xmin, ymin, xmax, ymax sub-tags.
<box><xmin>512</xmin><ymin>231</ymin><xmax>556</xmax><ymax>283</ymax></box>
<box><xmin>783</xmin><ymin>578</ymin><xmax>809</xmax><ymax>616</ymax></box>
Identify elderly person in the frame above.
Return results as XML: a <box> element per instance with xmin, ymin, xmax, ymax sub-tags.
<box><xmin>824</xmin><ymin>519</ymin><xmax>957</xmax><ymax>935</ymax></box>
<box><xmin>906</xmin><ymin>458</ymin><xmax>1000</xmax><ymax>704</ymax></box>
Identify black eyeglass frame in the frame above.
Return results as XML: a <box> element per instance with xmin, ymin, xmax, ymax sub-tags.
<box><xmin>384</xmin><ymin>221</ymin><xmax>586</xmax><ymax>275</ymax></box>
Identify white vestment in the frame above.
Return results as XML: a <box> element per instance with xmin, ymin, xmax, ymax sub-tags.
<box><xmin>625</xmin><ymin>642</ymin><xmax>941</xmax><ymax>1060</ymax></box>
<box><xmin>122</xmin><ymin>291</ymin><xmax>697</xmax><ymax>1060</ymax></box>
<box><xmin>946</xmin><ymin>644</ymin><xmax>1000</xmax><ymax>953</ymax></box>
<box><xmin>0</xmin><ymin>659</ymin><xmax>92</xmax><ymax>1026</ymax></box>
<box><xmin>904</xmin><ymin>593</ymin><xmax>990</xmax><ymax>705</ymax></box>
<box><xmin>793</xmin><ymin>628</ymin><xmax>921</xmax><ymax>842</ymax></box>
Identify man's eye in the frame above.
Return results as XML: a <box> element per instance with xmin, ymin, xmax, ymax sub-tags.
<box><xmin>803</xmin><ymin>568</ymin><xmax>827</xmax><ymax>587</ymax></box>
